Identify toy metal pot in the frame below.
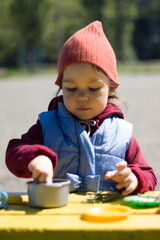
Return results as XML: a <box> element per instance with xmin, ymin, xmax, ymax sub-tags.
<box><xmin>27</xmin><ymin>179</ymin><xmax>70</xmax><ymax>208</ymax></box>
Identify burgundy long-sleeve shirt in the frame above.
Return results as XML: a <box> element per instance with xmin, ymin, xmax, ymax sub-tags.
<box><xmin>5</xmin><ymin>96</ymin><xmax>157</xmax><ymax>193</ymax></box>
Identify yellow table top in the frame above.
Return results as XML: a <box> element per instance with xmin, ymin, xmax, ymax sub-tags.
<box><xmin>0</xmin><ymin>191</ymin><xmax>160</xmax><ymax>240</ymax></box>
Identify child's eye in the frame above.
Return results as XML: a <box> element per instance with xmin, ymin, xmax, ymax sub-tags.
<box><xmin>89</xmin><ymin>87</ymin><xmax>101</xmax><ymax>92</ymax></box>
<box><xmin>66</xmin><ymin>87</ymin><xmax>77</xmax><ymax>92</ymax></box>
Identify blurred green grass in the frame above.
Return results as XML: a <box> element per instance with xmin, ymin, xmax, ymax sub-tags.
<box><xmin>118</xmin><ymin>60</ymin><xmax>160</xmax><ymax>73</ymax></box>
<box><xmin>0</xmin><ymin>64</ymin><xmax>56</xmax><ymax>78</ymax></box>
<box><xmin>0</xmin><ymin>60</ymin><xmax>160</xmax><ymax>78</ymax></box>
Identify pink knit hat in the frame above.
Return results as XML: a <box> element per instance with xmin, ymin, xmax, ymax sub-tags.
<box><xmin>55</xmin><ymin>21</ymin><xmax>119</xmax><ymax>88</ymax></box>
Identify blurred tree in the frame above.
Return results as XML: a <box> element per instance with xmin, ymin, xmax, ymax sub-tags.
<box><xmin>133</xmin><ymin>0</ymin><xmax>160</xmax><ymax>60</ymax></box>
<box><xmin>80</xmin><ymin>0</ymin><xmax>138</xmax><ymax>61</ymax></box>
<box><xmin>0</xmin><ymin>0</ymin><xmax>20</xmax><ymax>67</ymax></box>
<box><xmin>103</xmin><ymin>0</ymin><xmax>138</xmax><ymax>61</ymax></box>
<box><xmin>39</xmin><ymin>0</ymin><xmax>86</xmax><ymax>63</ymax></box>
<box><xmin>81</xmin><ymin>0</ymin><xmax>105</xmax><ymax>22</ymax></box>
<box><xmin>10</xmin><ymin>0</ymin><xmax>54</xmax><ymax>70</ymax></box>
<box><xmin>1</xmin><ymin>0</ymin><xmax>159</xmax><ymax>69</ymax></box>
<box><xmin>53</xmin><ymin>0</ymin><xmax>86</xmax><ymax>59</ymax></box>
<box><xmin>0</xmin><ymin>0</ymin><xmax>86</xmax><ymax>68</ymax></box>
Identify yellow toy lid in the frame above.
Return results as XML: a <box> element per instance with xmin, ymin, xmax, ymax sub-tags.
<box><xmin>81</xmin><ymin>205</ymin><xmax>132</xmax><ymax>222</ymax></box>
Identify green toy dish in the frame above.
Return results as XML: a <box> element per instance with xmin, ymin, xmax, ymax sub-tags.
<box><xmin>123</xmin><ymin>195</ymin><xmax>160</xmax><ymax>208</ymax></box>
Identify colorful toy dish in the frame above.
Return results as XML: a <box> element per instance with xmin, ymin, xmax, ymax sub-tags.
<box><xmin>81</xmin><ymin>205</ymin><xmax>132</xmax><ymax>222</ymax></box>
<box><xmin>122</xmin><ymin>195</ymin><xmax>160</xmax><ymax>208</ymax></box>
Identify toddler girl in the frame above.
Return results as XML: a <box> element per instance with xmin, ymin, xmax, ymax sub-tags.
<box><xmin>6</xmin><ymin>21</ymin><xmax>157</xmax><ymax>195</ymax></box>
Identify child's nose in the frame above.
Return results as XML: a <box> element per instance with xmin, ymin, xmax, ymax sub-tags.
<box><xmin>76</xmin><ymin>90</ymin><xmax>88</xmax><ymax>101</ymax></box>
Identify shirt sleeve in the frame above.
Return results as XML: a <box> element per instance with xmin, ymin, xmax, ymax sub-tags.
<box><xmin>125</xmin><ymin>136</ymin><xmax>157</xmax><ymax>194</ymax></box>
<box><xmin>5</xmin><ymin>120</ymin><xmax>58</xmax><ymax>178</ymax></box>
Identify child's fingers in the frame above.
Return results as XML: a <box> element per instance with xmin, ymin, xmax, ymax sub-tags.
<box><xmin>115</xmin><ymin>160</ymin><xmax>127</xmax><ymax>170</ymax></box>
<box><xmin>32</xmin><ymin>171</ymin><xmax>53</xmax><ymax>183</ymax></box>
<box><xmin>29</xmin><ymin>164</ymin><xmax>45</xmax><ymax>181</ymax></box>
<box><xmin>105</xmin><ymin>167</ymin><xmax>129</xmax><ymax>182</ymax></box>
<box><xmin>105</xmin><ymin>168</ymin><xmax>130</xmax><ymax>184</ymax></box>
<box><xmin>104</xmin><ymin>170</ymin><xmax>117</xmax><ymax>180</ymax></box>
<box><xmin>46</xmin><ymin>176</ymin><xmax>54</xmax><ymax>184</ymax></box>
<box><xmin>121</xmin><ymin>183</ymin><xmax>136</xmax><ymax>196</ymax></box>
<box><xmin>114</xmin><ymin>167</ymin><xmax>131</xmax><ymax>181</ymax></box>
<box><xmin>116</xmin><ymin>176</ymin><xmax>131</xmax><ymax>189</ymax></box>
<box><xmin>38</xmin><ymin>172</ymin><xmax>53</xmax><ymax>183</ymax></box>
<box><xmin>38</xmin><ymin>173</ymin><xmax>49</xmax><ymax>183</ymax></box>
<box><xmin>28</xmin><ymin>155</ymin><xmax>53</xmax><ymax>183</ymax></box>
<box><xmin>104</xmin><ymin>161</ymin><xmax>128</xmax><ymax>181</ymax></box>
<box><xmin>105</xmin><ymin>161</ymin><xmax>138</xmax><ymax>196</ymax></box>
<box><xmin>117</xmin><ymin>173</ymin><xmax>138</xmax><ymax>195</ymax></box>
<box><xmin>31</xmin><ymin>170</ymin><xmax>41</xmax><ymax>180</ymax></box>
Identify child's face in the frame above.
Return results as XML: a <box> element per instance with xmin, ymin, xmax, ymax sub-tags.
<box><xmin>62</xmin><ymin>63</ymin><xmax>111</xmax><ymax>120</ymax></box>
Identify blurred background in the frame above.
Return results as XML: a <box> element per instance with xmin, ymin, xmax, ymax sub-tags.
<box><xmin>0</xmin><ymin>0</ymin><xmax>160</xmax><ymax>73</ymax></box>
<box><xmin>0</xmin><ymin>0</ymin><xmax>160</xmax><ymax>192</ymax></box>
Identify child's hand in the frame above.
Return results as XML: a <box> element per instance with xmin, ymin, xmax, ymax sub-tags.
<box><xmin>28</xmin><ymin>155</ymin><xmax>54</xmax><ymax>183</ymax></box>
<box><xmin>104</xmin><ymin>160</ymin><xmax>138</xmax><ymax>196</ymax></box>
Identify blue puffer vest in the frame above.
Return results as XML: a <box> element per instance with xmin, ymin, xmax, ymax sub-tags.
<box><xmin>39</xmin><ymin>102</ymin><xmax>133</xmax><ymax>192</ymax></box>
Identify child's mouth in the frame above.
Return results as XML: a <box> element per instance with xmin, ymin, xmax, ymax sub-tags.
<box><xmin>77</xmin><ymin>108</ymin><xmax>90</xmax><ymax>111</ymax></box>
